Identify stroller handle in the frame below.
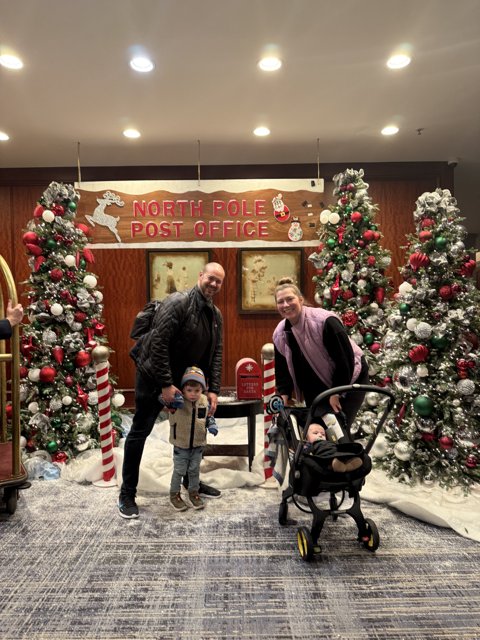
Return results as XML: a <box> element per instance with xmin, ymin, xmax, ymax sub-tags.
<box><xmin>309</xmin><ymin>384</ymin><xmax>396</xmax><ymax>455</ymax></box>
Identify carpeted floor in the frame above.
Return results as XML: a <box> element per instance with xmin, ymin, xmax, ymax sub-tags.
<box><xmin>0</xmin><ymin>479</ymin><xmax>479</xmax><ymax>640</ymax></box>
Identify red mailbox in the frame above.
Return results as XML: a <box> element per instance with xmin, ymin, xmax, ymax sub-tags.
<box><xmin>235</xmin><ymin>358</ymin><xmax>262</xmax><ymax>400</ymax></box>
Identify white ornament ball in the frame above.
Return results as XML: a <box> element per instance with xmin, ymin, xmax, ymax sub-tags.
<box><xmin>42</xmin><ymin>210</ymin><xmax>55</xmax><ymax>223</ymax></box>
<box><xmin>366</xmin><ymin>392</ymin><xmax>380</xmax><ymax>407</ymax></box>
<box><xmin>328</xmin><ymin>211</ymin><xmax>340</xmax><ymax>225</ymax></box>
<box><xmin>83</xmin><ymin>274</ymin><xmax>97</xmax><ymax>289</ymax></box>
<box><xmin>370</xmin><ymin>433</ymin><xmax>388</xmax><ymax>458</ymax></box>
<box><xmin>381</xmin><ymin>255</ymin><xmax>392</xmax><ymax>267</ymax></box>
<box><xmin>351</xmin><ymin>332</ymin><xmax>363</xmax><ymax>345</ymax></box>
<box><xmin>406</xmin><ymin>318</ymin><xmax>418</xmax><ymax>332</ymax></box>
<box><xmin>414</xmin><ymin>321</ymin><xmax>432</xmax><ymax>340</ymax></box>
<box><xmin>28</xmin><ymin>401</ymin><xmax>39</xmax><ymax>413</ymax></box>
<box><xmin>323</xmin><ymin>287</ymin><xmax>331</xmax><ymax>299</ymax></box>
<box><xmin>319</xmin><ymin>210</ymin><xmax>330</xmax><ymax>224</ymax></box>
<box><xmin>112</xmin><ymin>393</ymin><xmax>126</xmax><ymax>408</ymax></box>
<box><xmin>416</xmin><ymin>364</ymin><xmax>429</xmax><ymax>378</ymax></box>
<box><xmin>28</xmin><ymin>368</ymin><xmax>41</xmax><ymax>382</ymax></box>
<box><xmin>20</xmin><ymin>435</ymin><xmax>27</xmax><ymax>449</ymax></box>
<box><xmin>398</xmin><ymin>281</ymin><xmax>413</xmax><ymax>295</ymax></box>
<box><xmin>456</xmin><ymin>379</ymin><xmax>475</xmax><ymax>396</ymax></box>
<box><xmin>62</xmin><ymin>395</ymin><xmax>73</xmax><ymax>406</ymax></box>
<box><xmin>50</xmin><ymin>303</ymin><xmax>64</xmax><ymax>316</ymax></box>
<box><xmin>87</xmin><ymin>391</ymin><xmax>99</xmax><ymax>405</ymax></box>
<box><xmin>314</xmin><ymin>292</ymin><xmax>322</xmax><ymax>305</ymax></box>
<box><xmin>94</xmin><ymin>290</ymin><xmax>103</xmax><ymax>303</ymax></box>
<box><xmin>393</xmin><ymin>441</ymin><xmax>414</xmax><ymax>461</ymax></box>
<box><xmin>357</xmin><ymin>279</ymin><xmax>367</xmax><ymax>290</ymax></box>
<box><xmin>64</xmin><ymin>255</ymin><xmax>76</xmax><ymax>267</ymax></box>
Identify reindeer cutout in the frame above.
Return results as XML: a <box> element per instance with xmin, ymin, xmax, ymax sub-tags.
<box><xmin>85</xmin><ymin>191</ymin><xmax>124</xmax><ymax>242</ymax></box>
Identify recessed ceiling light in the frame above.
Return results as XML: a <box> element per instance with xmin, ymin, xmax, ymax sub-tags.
<box><xmin>0</xmin><ymin>54</ymin><xmax>23</xmax><ymax>70</ymax></box>
<box><xmin>381</xmin><ymin>125</ymin><xmax>399</xmax><ymax>136</ymax></box>
<box><xmin>123</xmin><ymin>128</ymin><xmax>141</xmax><ymax>139</ymax></box>
<box><xmin>254</xmin><ymin>126</ymin><xmax>270</xmax><ymax>137</ymax></box>
<box><xmin>0</xmin><ymin>131</ymin><xmax>10</xmax><ymax>141</ymax></box>
<box><xmin>130</xmin><ymin>56</ymin><xmax>154</xmax><ymax>73</ymax></box>
<box><xmin>258</xmin><ymin>56</ymin><xmax>282</xmax><ymax>71</ymax></box>
<box><xmin>387</xmin><ymin>53</ymin><xmax>411</xmax><ymax>69</ymax></box>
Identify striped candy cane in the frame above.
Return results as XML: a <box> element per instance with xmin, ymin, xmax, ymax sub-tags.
<box><xmin>261</xmin><ymin>343</ymin><xmax>275</xmax><ymax>482</ymax></box>
<box><xmin>92</xmin><ymin>346</ymin><xmax>117</xmax><ymax>487</ymax></box>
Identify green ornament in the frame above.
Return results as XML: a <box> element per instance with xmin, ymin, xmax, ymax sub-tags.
<box><xmin>434</xmin><ymin>236</ymin><xmax>447</xmax><ymax>250</ymax></box>
<box><xmin>322</xmin><ymin>299</ymin><xmax>331</xmax><ymax>308</ymax></box>
<box><xmin>399</xmin><ymin>302</ymin><xmax>410</xmax><ymax>315</ymax></box>
<box><xmin>68</xmin><ymin>201</ymin><xmax>77</xmax><ymax>212</ymax></box>
<box><xmin>45</xmin><ymin>238</ymin><xmax>57</xmax><ymax>250</ymax></box>
<box><xmin>370</xmin><ymin>224</ymin><xmax>378</xmax><ymax>231</ymax></box>
<box><xmin>430</xmin><ymin>335</ymin><xmax>448</xmax><ymax>349</ymax></box>
<box><xmin>111</xmin><ymin>414</ymin><xmax>122</xmax><ymax>427</ymax></box>
<box><xmin>364</xmin><ymin>332</ymin><xmax>374</xmax><ymax>345</ymax></box>
<box><xmin>63</xmin><ymin>361</ymin><xmax>76</xmax><ymax>372</ymax></box>
<box><xmin>50</xmin><ymin>417</ymin><xmax>63</xmax><ymax>429</ymax></box>
<box><xmin>413</xmin><ymin>395</ymin><xmax>434</xmax><ymax>417</ymax></box>
<box><xmin>335</xmin><ymin>254</ymin><xmax>347</xmax><ymax>264</ymax></box>
<box><xmin>46</xmin><ymin>440</ymin><xmax>58</xmax><ymax>453</ymax></box>
<box><xmin>79</xmin><ymin>258</ymin><xmax>87</xmax><ymax>269</ymax></box>
<box><xmin>326</xmin><ymin>238</ymin><xmax>336</xmax><ymax>248</ymax></box>
<box><xmin>344</xmin><ymin>205</ymin><xmax>353</xmax><ymax>213</ymax></box>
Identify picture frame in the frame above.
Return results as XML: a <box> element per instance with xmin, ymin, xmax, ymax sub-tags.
<box><xmin>238</xmin><ymin>248</ymin><xmax>303</xmax><ymax>313</ymax></box>
<box><xmin>146</xmin><ymin>250</ymin><xmax>211</xmax><ymax>301</ymax></box>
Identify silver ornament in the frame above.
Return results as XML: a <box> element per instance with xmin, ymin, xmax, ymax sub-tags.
<box><xmin>393</xmin><ymin>365</ymin><xmax>416</xmax><ymax>391</ymax></box>
<box><xmin>414</xmin><ymin>322</ymin><xmax>432</xmax><ymax>340</ymax></box>
<box><xmin>75</xmin><ymin>434</ymin><xmax>90</xmax><ymax>452</ymax></box>
<box><xmin>49</xmin><ymin>397</ymin><xmax>63</xmax><ymax>412</ymax></box>
<box><xmin>457</xmin><ymin>379</ymin><xmax>475</xmax><ymax>396</ymax></box>
<box><xmin>393</xmin><ymin>441</ymin><xmax>414</xmax><ymax>461</ymax></box>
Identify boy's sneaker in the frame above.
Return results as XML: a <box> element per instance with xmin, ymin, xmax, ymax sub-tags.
<box><xmin>170</xmin><ymin>492</ymin><xmax>188</xmax><ymax>512</ymax></box>
<box><xmin>118</xmin><ymin>495</ymin><xmax>139</xmax><ymax>519</ymax></box>
<box><xmin>188</xmin><ymin>491</ymin><xmax>205</xmax><ymax>510</ymax></box>
<box><xmin>198</xmin><ymin>481</ymin><xmax>221</xmax><ymax>499</ymax></box>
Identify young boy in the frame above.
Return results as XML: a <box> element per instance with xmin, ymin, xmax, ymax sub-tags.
<box><xmin>305</xmin><ymin>422</ymin><xmax>364</xmax><ymax>473</ymax></box>
<box><xmin>168</xmin><ymin>366</ymin><xmax>218</xmax><ymax>511</ymax></box>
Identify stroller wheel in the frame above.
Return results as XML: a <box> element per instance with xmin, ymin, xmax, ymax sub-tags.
<box><xmin>362</xmin><ymin>518</ymin><xmax>380</xmax><ymax>552</ymax></box>
<box><xmin>297</xmin><ymin>526</ymin><xmax>314</xmax><ymax>562</ymax></box>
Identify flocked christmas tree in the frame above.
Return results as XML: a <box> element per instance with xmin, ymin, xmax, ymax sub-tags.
<box><xmin>377</xmin><ymin>188</ymin><xmax>479</xmax><ymax>492</ymax></box>
<box><xmin>308</xmin><ymin>168</ymin><xmax>392</xmax><ymax>434</ymax></box>
<box><xmin>19</xmin><ymin>181</ymin><xmax>124</xmax><ymax>463</ymax></box>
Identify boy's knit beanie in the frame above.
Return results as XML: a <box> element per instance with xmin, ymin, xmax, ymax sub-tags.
<box><xmin>181</xmin><ymin>366</ymin><xmax>206</xmax><ymax>391</ymax></box>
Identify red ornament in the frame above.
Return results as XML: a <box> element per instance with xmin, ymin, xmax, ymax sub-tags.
<box><xmin>409</xmin><ymin>345</ymin><xmax>430</xmax><ymax>363</ymax></box>
<box><xmin>64</xmin><ymin>375</ymin><xmax>74</xmax><ymax>387</ymax></box>
<box><xmin>363</xmin><ymin>230</ymin><xmax>375</xmax><ymax>242</ymax></box>
<box><xmin>33</xmin><ymin>204</ymin><xmax>44</xmax><ymax>218</ymax></box>
<box><xmin>350</xmin><ymin>211</ymin><xmax>362</xmax><ymax>223</ymax></box>
<box><xmin>76</xmin><ymin>384</ymin><xmax>89</xmax><ymax>410</ymax></box>
<box><xmin>419</xmin><ymin>230</ymin><xmax>433</xmax><ymax>242</ymax></box>
<box><xmin>25</xmin><ymin>243</ymin><xmax>43</xmax><ymax>256</ymax></box>
<box><xmin>465</xmin><ymin>454</ymin><xmax>478</xmax><ymax>469</ymax></box>
<box><xmin>49</xmin><ymin>268</ymin><xmax>64</xmax><ymax>282</ymax></box>
<box><xmin>75</xmin><ymin>350</ymin><xmax>91</xmax><ymax>367</ymax></box>
<box><xmin>52</xmin><ymin>345</ymin><xmax>65</xmax><ymax>364</ymax></box>
<box><xmin>5</xmin><ymin>404</ymin><xmax>12</xmax><ymax>420</ymax></box>
<box><xmin>396</xmin><ymin>403</ymin><xmax>407</xmax><ymax>425</ymax></box>
<box><xmin>340</xmin><ymin>196</ymin><xmax>348</xmax><ymax>205</ymax></box>
<box><xmin>19</xmin><ymin>366</ymin><xmax>28</xmax><ymax>378</ymax></box>
<box><xmin>85</xmin><ymin>327</ymin><xmax>97</xmax><ymax>350</ymax></box>
<box><xmin>462</xmin><ymin>331</ymin><xmax>479</xmax><ymax>350</ymax></box>
<box><xmin>369</xmin><ymin>342</ymin><xmax>381</xmax><ymax>354</ymax></box>
<box><xmin>409</xmin><ymin>252</ymin><xmax>430</xmax><ymax>271</ymax></box>
<box><xmin>420</xmin><ymin>218</ymin><xmax>435</xmax><ymax>228</ymax></box>
<box><xmin>330</xmin><ymin>274</ymin><xmax>341</xmax><ymax>305</ymax></box>
<box><xmin>74</xmin><ymin>311</ymin><xmax>87</xmax><ymax>323</ymax></box>
<box><xmin>421</xmin><ymin>433</ymin><xmax>435</xmax><ymax>442</ymax></box>
<box><xmin>39</xmin><ymin>366</ymin><xmax>57</xmax><ymax>383</ymax></box>
<box><xmin>23</xmin><ymin>231</ymin><xmax>40</xmax><ymax>245</ymax></box>
<box><xmin>83</xmin><ymin>247</ymin><xmax>95</xmax><ymax>264</ymax></box>
<box><xmin>438</xmin><ymin>436</ymin><xmax>454</xmax><ymax>450</ymax></box>
<box><xmin>374</xmin><ymin>287</ymin><xmax>385</xmax><ymax>304</ymax></box>
<box><xmin>373</xmin><ymin>232</ymin><xmax>380</xmax><ymax>241</ymax></box>
<box><xmin>76</xmin><ymin>223</ymin><xmax>90</xmax><ymax>236</ymax></box>
<box><xmin>439</xmin><ymin>285</ymin><xmax>453</xmax><ymax>300</ymax></box>
<box><xmin>341</xmin><ymin>289</ymin><xmax>354</xmax><ymax>300</ymax></box>
<box><xmin>52</xmin><ymin>451</ymin><xmax>68</xmax><ymax>463</ymax></box>
<box><xmin>342</xmin><ymin>310</ymin><xmax>358</xmax><ymax>327</ymax></box>
<box><xmin>459</xmin><ymin>259</ymin><xmax>476</xmax><ymax>278</ymax></box>
<box><xmin>335</xmin><ymin>223</ymin><xmax>346</xmax><ymax>244</ymax></box>
<box><xmin>357</xmin><ymin>240</ymin><xmax>365</xmax><ymax>248</ymax></box>
<box><xmin>367</xmin><ymin>256</ymin><xmax>376</xmax><ymax>266</ymax></box>
<box><xmin>34</xmin><ymin>256</ymin><xmax>46</xmax><ymax>272</ymax></box>
<box><xmin>52</xmin><ymin>204</ymin><xmax>65</xmax><ymax>217</ymax></box>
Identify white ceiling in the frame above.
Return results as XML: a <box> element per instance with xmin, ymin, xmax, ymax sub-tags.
<box><xmin>1</xmin><ymin>0</ymin><xmax>480</xmax><ymax>231</ymax></box>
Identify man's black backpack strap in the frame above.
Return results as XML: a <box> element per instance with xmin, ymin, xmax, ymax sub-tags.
<box><xmin>130</xmin><ymin>300</ymin><xmax>161</xmax><ymax>340</ymax></box>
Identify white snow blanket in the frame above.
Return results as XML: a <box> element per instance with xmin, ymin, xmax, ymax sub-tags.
<box><xmin>61</xmin><ymin>412</ymin><xmax>480</xmax><ymax>543</ymax></box>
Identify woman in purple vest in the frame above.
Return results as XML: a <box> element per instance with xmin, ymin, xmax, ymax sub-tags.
<box><xmin>272</xmin><ymin>278</ymin><xmax>369</xmax><ymax>427</ymax></box>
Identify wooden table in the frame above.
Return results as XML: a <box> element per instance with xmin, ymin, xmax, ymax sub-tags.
<box><xmin>203</xmin><ymin>398</ymin><xmax>263</xmax><ymax>471</ymax></box>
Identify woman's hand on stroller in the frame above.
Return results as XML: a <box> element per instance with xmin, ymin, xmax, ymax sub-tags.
<box><xmin>329</xmin><ymin>394</ymin><xmax>342</xmax><ymax>413</ymax></box>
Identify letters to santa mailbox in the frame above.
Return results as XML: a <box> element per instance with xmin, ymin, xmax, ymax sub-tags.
<box><xmin>235</xmin><ymin>358</ymin><xmax>262</xmax><ymax>400</ymax></box>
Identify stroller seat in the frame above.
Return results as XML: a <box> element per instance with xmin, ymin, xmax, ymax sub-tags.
<box><xmin>269</xmin><ymin>384</ymin><xmax>395</xmax><ymax>562</ymax></box>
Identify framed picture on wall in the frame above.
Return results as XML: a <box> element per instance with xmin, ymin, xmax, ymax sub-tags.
<box><xmin>238</xmin><ymin>248</ymin><xmax>303</xmax><ymax>313</ymax></box>
<box><xmin>146</xmin><ymin>250</ymin><xmax>211</xmax><ymax>301</ymax></box>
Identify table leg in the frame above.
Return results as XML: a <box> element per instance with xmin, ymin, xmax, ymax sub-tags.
<box><xmin>247</xmin><ymin>406</ymin><xmax>256</xmax><ymax>471</ymax></box>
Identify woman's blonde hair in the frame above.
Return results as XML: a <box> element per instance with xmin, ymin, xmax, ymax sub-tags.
<box><xmin>274</xmin><ymin>277</ymin><xmax>304</xmax><ymax>300</ymax></box>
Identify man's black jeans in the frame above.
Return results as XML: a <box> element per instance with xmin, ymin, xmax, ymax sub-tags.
<box><xmin>120</xmin><ymin>371</ymin><xmax>163</xmax><ymax>499</ymax></box>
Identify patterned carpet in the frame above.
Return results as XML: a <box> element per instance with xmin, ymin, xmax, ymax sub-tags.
<box><xmin>0</xmin><ymin>480</ymin><xmax>479</xmax><ymax>640</ymax></box>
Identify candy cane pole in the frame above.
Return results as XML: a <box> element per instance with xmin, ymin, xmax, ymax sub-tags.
<box><xmin>92</xmin><ymin>346</ymin><xmax>117</xmax><ymax>487</ymax></box>
<box><xmin>261</xmin><ymin>343</ymin><xmax>276</xmax><ymax>486</ymax></box>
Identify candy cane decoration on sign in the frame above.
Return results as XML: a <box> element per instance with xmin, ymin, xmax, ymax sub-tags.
<box><xmin>92</xmin><ymin>346</ymin><xmax>117</xmax><ymax>487</ymax></box>
<box><xmin>261</xmin><ymin>343</ymin><xmax>275</xmax><ymax>482</ymax></box>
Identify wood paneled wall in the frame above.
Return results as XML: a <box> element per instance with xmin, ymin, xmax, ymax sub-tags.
<box><xmin>0</xmin><ymin>162</ymin><xmax>454</xmax><ymax>394</ymax></box>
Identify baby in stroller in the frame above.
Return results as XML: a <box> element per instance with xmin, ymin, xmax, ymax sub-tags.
<box><xmin>268</xmin><ymin>384</ymin><xmax>395</xmax><ymax>561</ymax></box>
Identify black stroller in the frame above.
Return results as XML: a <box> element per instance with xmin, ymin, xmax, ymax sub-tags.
<box><xmin>268</xmin><ymin>384</ymin><xmax>395</xmax><ymax>561</ymax></box>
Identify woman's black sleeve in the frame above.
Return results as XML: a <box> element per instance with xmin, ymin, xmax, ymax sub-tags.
<box><xmin>274</xmin><ymin>344</ymin><xmax>294</xmax><ymax>396</ymax></box>
<box><xmin>323</xmin><ymin>317</ymin><xmax>355</xmax><ymax>387</ymax></box>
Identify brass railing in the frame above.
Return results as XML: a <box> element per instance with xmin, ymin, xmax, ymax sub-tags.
<box><xmin>0</xmin><ymin>254</ymin><xmax>21</xmax><ymax>477</ymax></box>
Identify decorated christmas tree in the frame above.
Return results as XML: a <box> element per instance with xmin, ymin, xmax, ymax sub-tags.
<box><xmin>308</xmin><ymin>168</ymin><xmax>392</xmax><ymax>432</ymax></box>
<box><xmin>19</xmin><ymin>182</ymin><xmax>124</xmax><ymax>463</ymax></box>
<box><xmin>377</xmin><ymin>188</ymin><xmax>479</xmax><ymax>492</ymax></box>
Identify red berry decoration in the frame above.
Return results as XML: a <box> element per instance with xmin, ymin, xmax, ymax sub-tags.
<box><xmin>420</xmin><ymin>218</ymin><xmax>435</xmax><ymax>228</ymax></box>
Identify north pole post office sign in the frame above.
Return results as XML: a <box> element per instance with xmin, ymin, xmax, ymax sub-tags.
<box><xmin>76</xmin><ymin>179</ymin><xmax>324</xmax><ymax>248</ymax></box>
